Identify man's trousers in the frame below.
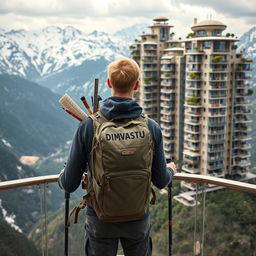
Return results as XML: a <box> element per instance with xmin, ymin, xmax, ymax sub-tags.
<box><xmin>84</xmin><ymin>215</ymin><xmax>152</xmax><ymax>256</ymax></box>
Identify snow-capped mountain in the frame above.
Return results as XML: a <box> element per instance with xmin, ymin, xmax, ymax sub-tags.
<box><xmin>0</xmin><ymin>26</ymin><xmax>128</xmax><ymax>77</ymax></box>
<box><xmin>238</xmin><ymin>26</ymin><xmax>256</xmax><ymax>86</ymax></box>
<box><xmin>0</xmin><ymin>25</ymin><xmax>143</xmax><ymax>99</ymax></box>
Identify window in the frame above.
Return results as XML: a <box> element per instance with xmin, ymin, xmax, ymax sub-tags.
<box><xmin>198</xmin><ymin>30</ymin><xmax>206</xmax><ymax>36</ymax></box>
<box><xmin>212</xmin><ymin>30</ymin><xmax>221</xmax><ymax>36</ymax></box>
<box><xmin>186</xmin><ymin>42</ymin><xmax>192</xmax><ymax>50</ymax></box>
<box><xmin>160</xmin><ymin>28</ymin><xmax>168</xmax><ymax>42</ymax></box>
<box><xmin>213</xmin><ymin>41</ymin><xmax>227</xmax><ymax>52</ymax></box>
<box><xmin>203</xmin><ymin>41</ymin><xmax>211</xmax><ymax>49</ymax></box>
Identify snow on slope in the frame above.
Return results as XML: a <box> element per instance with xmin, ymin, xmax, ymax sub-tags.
<box><xmin>238</xmin><ymin>26</ymin><xmax>256</xmax><ymax>86</ymax></box>
<box><xmin>0</xmin><ymin>26</ymin><xmax>130</xmax><ymax>79</ymax></box>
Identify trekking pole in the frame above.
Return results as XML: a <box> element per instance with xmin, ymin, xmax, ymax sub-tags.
<box><xmin>64</xmin><ymin>192</ymin><xmax>70</xmax><ymax>256</ymax></box>
<box><xmin>168</xmin><ymin>181</ymin><xmax>173</xmax><ymax>256</ymax></box>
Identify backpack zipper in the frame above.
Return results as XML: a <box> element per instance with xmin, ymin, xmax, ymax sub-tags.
<box><xmin>104</xmin><ymin>171</ymin><xmax>150</xmax><ymax>192</ymax></box>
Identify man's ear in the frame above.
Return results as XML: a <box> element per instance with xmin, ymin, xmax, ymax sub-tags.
<box><xmin>107</xmin><ymin>78</ymin><xmax>112</xmax><ymax>88</ymax></box>
<box><xmin>134</xmin><ymin>80</ymin><xmax>139</xmax><ymax>91</ymax></box>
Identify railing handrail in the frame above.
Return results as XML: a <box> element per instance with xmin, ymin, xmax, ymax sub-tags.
<box><xmin>0</xmin><ymin>174</ymin><xmax>59</xmax><ymax>190</ymax></box>
<box><xmin>0</xmin><ymin>173</ymin><xmax>256</xmax><ymax>194</ymax></box>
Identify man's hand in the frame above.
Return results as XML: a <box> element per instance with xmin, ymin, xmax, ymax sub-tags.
<box><xmin>59</xmin><ymin>169</ymin><xmax>65</xmax><ymax>176</ymax></box>
<box><xmin>167</xmin><ymin>162</ymin><xmax>177</xmax><ymax>174</ymax></box>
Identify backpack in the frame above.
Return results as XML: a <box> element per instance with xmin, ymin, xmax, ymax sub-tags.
<box><xmin>70</xmin><ymin>111</ymin><xmax>155</xmax><ymax>223</ymax></box>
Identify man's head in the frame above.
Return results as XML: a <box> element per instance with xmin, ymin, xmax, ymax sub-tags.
<box><xmin>107</xmin><ymin>58</ymin><xmax>140</xmax><ymax>95</ymax></box>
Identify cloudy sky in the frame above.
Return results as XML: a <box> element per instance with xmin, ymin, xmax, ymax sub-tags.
<box><xmin>0</xmin><ymin>0</ymin><xmax>255</xmax><ymax>37</ymax></box>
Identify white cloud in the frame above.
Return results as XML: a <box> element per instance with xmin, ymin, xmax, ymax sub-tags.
<box><xmin>0</xmin><ymin>0</ymin><xmax>255</xmax><ymax>36</ymax></box>
<box><xmin>176</xmin><ymin>0</ymin><xmax>256</xmax><ymax>18</ymax></box>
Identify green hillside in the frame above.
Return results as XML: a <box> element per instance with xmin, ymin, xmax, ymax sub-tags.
<box><xmin>0</xmin><ymin>219</ymin><xmax>40</xmax><ymax>256</ymax></box>
<box><xmin>0</xmin><ymin>74</ymin><xmax>76</xmax><ymax>156</ymax></box>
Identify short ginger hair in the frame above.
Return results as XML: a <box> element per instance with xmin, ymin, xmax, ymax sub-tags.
<box><xmin>107</xmin><ymin>58</ymin><xmax>140</xmax><ymax>94</ymax></box>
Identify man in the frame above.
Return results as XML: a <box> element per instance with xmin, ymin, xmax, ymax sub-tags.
<box><xmin>59</xmin><ymin>57</ymin><xmax>177</xmax><ymax>256</ymax></box>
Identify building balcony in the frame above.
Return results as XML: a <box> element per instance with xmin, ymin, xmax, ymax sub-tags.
<box><xmin>208</xmin><ymin>147</ymin><xmax>224</xmax><ymax>153</ymax></box>
<box><xmin>180</xmin><ymin>181</ymin><xmax>198</xmax><ymax>191</ymax></box>
<box><xmin>182</xmin><ymin>165</ymin><xmax>200</xmax><ymax>174</ymax></box>
<box><xmin>162</xmin><ymin>129</ymin><xmax>174</xmax><ymax>137</ymax></box>
<box><xmin>160</xmin><ymin>95</ymin><xmax>175</xmax><ymax>101</ymax></box>
<box><xmin>233</xmin><ymin>132</ymin><xmax>252</xmax><ymax>141</ymax></box>
<box><xmin>185</xmin><ymin>93</ymin><xmax>201</xmax><ymax>99</ymax></box>
<box><xmin>209</xmin><ymin>84</ymin><xmax>228</xmax><ymax>90</ymax></box>
<box><xmin>208</xmin><ymin>137</ymin><xmax>225</xmax><ymax>143</ymax></box>
<box><xmin>208</xmin><ymin>129</ymin><xmax>225</xmax><ymax>135</ymax></box>
<box><xmin>142</xmin><ymin>52</ymin><xmax>157</xmax><ymax>57</ymax></box>
<box><xmin>187</xmin><ymin>68</ymin><xmax>201</xmax><ymax>72</ymax></box>
<box><xmin>209</xmin><ymin>76</ymin><xmax>228</xmax><ymax>81</ymax></box>
<box><xmin>234</xmin><ymin>125</ymin><xmax>252</xmax><ymax>132</ymax></box>
<box><xmin>235</xmin><ymin>64</ymin><xmax>252</xmax><ymax>72</ymax></box>
<box><xmin>187</xmin><ymin>57</ymin><xmax>202</xmax><ymax>63</ymax></box>
<box><xmin>161</xmin><ymin>88</ymin><xmax>175</xmax><ymax>94</ymax></box>
<box><xmin>234</xmin><ymin>109</ymin><xmax>252</xmax><ymax>115</ymax></box>
<box><xmin>234</xmin><ymin>118</ymin><xmax>252</xmax><ymax>124</ymax></box>
<box><xmin>210</xmin><ymin>57</ymin><xmax>229</xmax><ymax>64</ymax></box>
<box><xmin>185</xmin><ymin>118</ymin><xmax>200</xmax><ymax>125</ymax></box>
<box><xmin>209</xmin><ymin>103</ymin><xmax>227</xmax><ymax>108</ymax></box>
<box><xmin>207</xmin><ymin>164</ymin><xmax>224</xmax><ymax>171</ymax></box>
<box><xmin>209</xmin><ymin>68</ymin><xmax>228</xmax><ymax>72</ymax></box>
<box><xmin>186</xmin><ymin>76</ymin><xmax>202</xmax><ymax>81</ymax></box>
<box><xmin>208</xmin><ymin>112</ymin><xmax>226</xmax><ymax>117</ymax></box>
<box><xmin>236</xmin><ymin>168</ymin><xmax>250</xmax><ymax>176</ymax></box>
<box><xmin>161</xmin><ymin>115</ymin><xmax>174</xmax><ymax>122</ymax></box>
<box><xmin>161</xmin><ymin>122</ymin><xmax>175</xmax><ymax>130</ymax></box>
<box><xmin>142</xmin><ymin>57</ymin><xmax>158</xmax><ymax>64</ymax></box>
<box><xmin>186</xmin><ymin>84</ymin><xmax>201</xmax><ymax>90</ymax></box>
<box><xmin>184</xmin><ymin>127</ymin><xmax>200</xmax><ymax>134</ymax></box>
<box><xmin>161</xmin><ymin>109</ymin><xmax>175</xmax><ymax>116</ymax></box>
<box><xmin>235</xmin><ymin>76</ymin><xmax>251</xmax><ymax>81</ymax></box>
<box><xmin>164</xmin><ymin>143</ymin><xmax>173</xmax><ymax>152</ymax></box>
<box><xmin>184</xmin><ymin>143</ymin><xmax>200</xmax><ymax>151</ymax></box>
<box><xmin>234</xmin><ymin>100</ymin><xmax>252</xmax><ymax>106</ymax></box>
<box><xmin>184</xmin><ymin>135</ymin><xmax>200</xmax><ymax>142</ymax></box>
<box><xmin>186</xmin><ymin>110</ymin><xmax>201</xmax><ymax>116</ymax></box>
<box><xmin>187</xmin><ymin>49</ymin><xmax>204</xmax><ymax>53</ymax></box>
<box><xmin>208</xmin><ymin>94</ymin><xmax>227</xmax><ymax>99</ymax></box>
<box><xmin>234</xmin><ymin>152</ymin><xmax>251</xmax><ymax>158</ymax></box>
<box><xmin>143</xmin><ymin>67</ymin><xmax>158</xmax><ymax>71</ymax></box>
<box><xmin>163</xmin><ymin>138</ymin><xmax>175</xmax><ymax>145</ymax></box>
<box><xmin>161</xmin><ymin>73</ymin><xmax>175</xmax><ymax>79</ymax></box>
<box><xmin>235</xmin><ymin>82</ymin><xmax>251</xmax><ymax>89</ymax></box>
<box><xmin>161</xmin><ymin>66</ymin><xmax>176</xmax><ymax>72</ymax></box>
<box><xmin>234</xmin><ymin>143</ymin><xmax>252</xmax><ymax>150</ymax></box>
<box><xmin>233</xmin><ymin>160</ymin><xmax>251</xmax><ymax>167</ymax></box>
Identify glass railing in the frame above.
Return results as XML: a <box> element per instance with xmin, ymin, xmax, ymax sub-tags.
<box><xmin>1</xmin><ymin>173</ymin><xmax>256</xmax><ymax>256</ymax></box>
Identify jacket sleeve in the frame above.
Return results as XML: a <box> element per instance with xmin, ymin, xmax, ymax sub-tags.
<box><xmin>58</xmin><ymin>118</ymin><xmax>93</xmax><ymax>193</ymax></box>
<box><xmin>148</xmin><ymin>119</ymin><xmax>174</xmax><ymax>189</ymax></box>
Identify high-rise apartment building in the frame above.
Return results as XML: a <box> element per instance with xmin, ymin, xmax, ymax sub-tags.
<box><xmin>131</xmin><ymin>16</ymin><xmax>252</xmax><ymax>183</ymax></box>
<box><xmin>130</xmin><ymin>16</ymin><xmax>185</xmax><ymax>161</ymax></box>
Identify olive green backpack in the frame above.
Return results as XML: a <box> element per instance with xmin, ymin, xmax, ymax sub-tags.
<box><xmin>70</xmin><ymin>111</ymin><xmax>155</xmax><ymax>223</ymax></box>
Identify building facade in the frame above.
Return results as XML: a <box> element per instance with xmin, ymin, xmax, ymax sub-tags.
<box><xmin>131</xmin><ymin>17</ymin><xmax>252</xmax><ymax>182</ymax></box>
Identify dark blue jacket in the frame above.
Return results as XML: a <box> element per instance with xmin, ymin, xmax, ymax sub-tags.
<box><xmin>59</xmin><ymin>96</ymin><xmax>174</xmax><ymax>215</ymax></box>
